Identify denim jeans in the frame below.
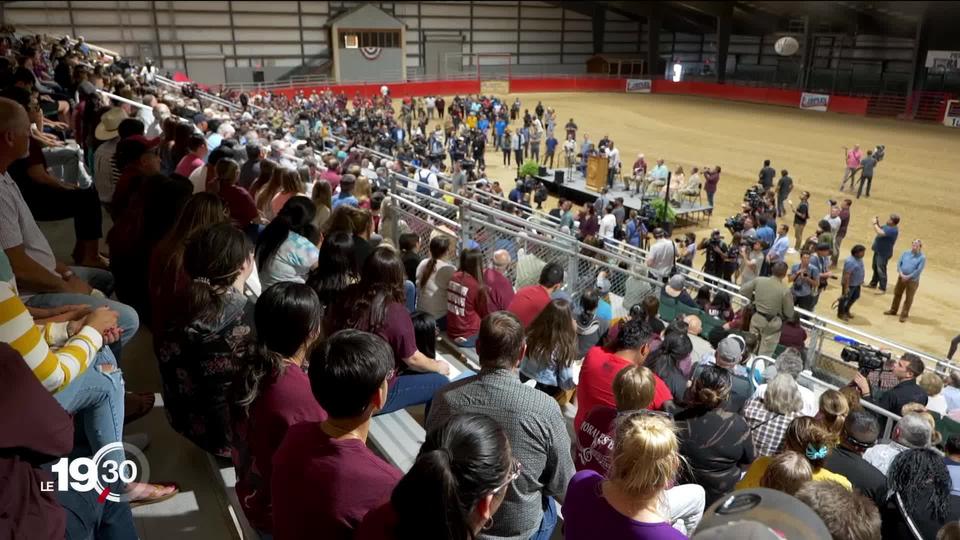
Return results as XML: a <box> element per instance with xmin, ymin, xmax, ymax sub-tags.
<box><xmin>25</xmin><ymin>266</ymin><xmax>140</xmax><ymax>355</ymax></box>
<box><xmin>838</xmin><ymin>285</ymin><xmax>862</xmax><ymax>316</ymax></box>
<box><xmin>377</xmin><ymin>372</ymin><xmax>449</xmax><ymax>416</ymax></box>
<box><xmin>53</xmin><ymin>348</ymin><xmax>126</xmax><ymax>466</ymax></box>
<box><xmin>528</xmin><ymin>496</ymin><xmax>558</xmax><ymax>540</ymax></box>
<box><xmin>60</xmin><ymin>488</ymin><xmax>137</xmax><ymax>540</ymax></box>
<box><xmin>404</xmin><ymin>280</ymin><xmax>417</xmax><ymax>313</ymax></box>
<box><xmin>870</xmin><ymin>252</ymin><xmax>891</xmax><ymax>291</ymax></box>
<box><xmin>706</xmin><ymin>190</ymin><xmax>715</xmax><ymax>208</ymax></box>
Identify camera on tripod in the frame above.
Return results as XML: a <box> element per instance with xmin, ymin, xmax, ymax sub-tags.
<box><xmin>724</xmin><ymin>214</ymin><xmax>745</xmax><ymax>234</ymax></box>
<box><xmin>841</xmin><ymin>343</ymin><xmax>891</xmax><ymax>375</ymax></box>
<box><xmin>743</xmin><ymin>185</ymin><xmax>765</xmax><ymax>212</ymax></box>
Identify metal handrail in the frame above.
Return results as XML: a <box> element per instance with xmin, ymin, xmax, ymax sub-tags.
<box><xmin>96</xmin><ymin>89</ymin><xmax>151</xmax><ymax>111</ymax></box>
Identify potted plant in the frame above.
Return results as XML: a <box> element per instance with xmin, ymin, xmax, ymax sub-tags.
<box><xmin>518</xmin><ymin>159</ymin><xmax>540</xmax><ymax>179</ymax></box>
<box><xmin>647</xmin><ymin>198</ymin><xmax>677</xmax><ymax>232</ymax></box>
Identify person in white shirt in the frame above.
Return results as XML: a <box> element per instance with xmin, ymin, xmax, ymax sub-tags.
<box><xmin>645</xmin><ymin>228</ymin><xmax>677</xmax><ymax>282</ymax></box>
<box><xmin>415</xmin><ymin>166</ymin><xmax>439</xmax><ymax>193</ymax></box>
<box><xmin>599</xmin><ymin>204</ymin><xmax>618</xmax><ymax>244</ymax></box>
<box><xmin>917</xmin><ymin>372</ymin><xmax>949</xmax><ymax>415</ymax></box>
<box><xmin>749</xmin><ymin>348</ymin><xmax>818</xmax><ymax>416</ymax></box>
<box><xmin>604</xmin><ymin>140</ymin><xmax>620</xmax><ymax>190</ymax></box>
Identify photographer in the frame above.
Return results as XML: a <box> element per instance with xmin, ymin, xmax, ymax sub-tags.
<box><xmin>789</xmin><ymin>251</ymin><xmax>820</xmax><ymax>310</ymax></box>
<box><xmin>852</xmin><ymin>353</ymin><xmax>928</xmax><ymax>416</ymax></box>
<box><xmin>676</xmin><ymin>232</ymin><xmax>696</xmax><ymax>268</ymax></box>
<box><xmin>698</xmin><ymin>230</ymin><xmax>728</xmax><ymax>279</ymax></box>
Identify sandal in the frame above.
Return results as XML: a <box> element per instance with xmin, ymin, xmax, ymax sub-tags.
<box><xmin>124</xmin><ymin>392</ymin><xmax>156</xmax><ymax>425</ymax></box>
<box><xmin>127</xmin><ymin>482</ymin><xmax>180</xmax><ymax>508</ymax></box>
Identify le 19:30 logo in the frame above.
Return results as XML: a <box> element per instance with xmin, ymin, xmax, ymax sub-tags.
<box><xmin>42</xmin><ymin>442</ymin><xmax>151</xmax><ymax>503</ymax></box>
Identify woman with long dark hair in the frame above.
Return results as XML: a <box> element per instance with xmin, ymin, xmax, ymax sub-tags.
<box><xmin>675</xmin><ymin>365</ymin><xmax>755</xmax><ymax>505</ymax></box>
<box><xmin>311</xmin><ymin>179</ymin><xmax>333</xmax><ymax>229</ymax></box>
<box><xmin>325</xmin><ymin>245</ymin><xmax>449</xmax><ymax>415</ymax></box>
<box><xmin>156</xmin><ymin>223</ymin><xmax>257</xmax><ymax>457</ymax></box>
<box><xmin>445</xmin><ymin>248</ymin><xmax>492</xmax><ymax>347</ymax></box>
<box><xmin>249</xmin><ymin>158</ymin><xmax>277</xmax><ymax>200</ymax></box>
<box><xmin>257</xmin><ymin>196</ymin><xmax>320</xmax><ymax>289</ymax></box>
<box><xmin>230</xmin><ymin>282</ymin><xmax>327</xmax><ymax>537</ymax></box>
<box><xmin>212</xmin><ymin>157</ymin><xmax>259</xmax><ymax>230</ymax></box>
<box><xmin>520</xmin><ymin>298</ymin><xmax>579</xmax><ymax>400</ymax></box>
<box><xmin>645</xmin><ymin>329</ymin><xmax>694</xmax><ymax>402</ymax></box>
<box><xmin>306</xmin><ymin>230</ymin><xmax>359</xmax><ymax>312</ymax></box>
<box><xmin>416</xmin><ymin>235</ymin><xmax>455</xmax><ymax>327</ymax></box>
<box><xmin>148</xmin><ymin>192</ymin><xmax>228</xmax><ymax>333</ymax></box>
<box><xmin>883</xmin><ymin>448</ymin><xmax>960</xmax><ymax>539</ymax></box>
<box><xmin>356</xmin><ymin>414</ymin><xmax>515</xmax><ymax>540</ymax></box>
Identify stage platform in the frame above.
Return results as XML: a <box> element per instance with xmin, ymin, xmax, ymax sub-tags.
<box><xmin>537</xmin><ymin>167</ymin><xmax>714</xmax><ymax>224</ymax></box>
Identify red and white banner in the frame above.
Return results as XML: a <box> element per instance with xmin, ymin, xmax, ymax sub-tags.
<box><xmin>799</xmin><ymin>92</ymin><xmax>829</xmax><ymax>112</ymax></box>
<box><xmin>360</xmin><ymin>47</ymin><xmax>382</xmax><ymax>61</ymax></box>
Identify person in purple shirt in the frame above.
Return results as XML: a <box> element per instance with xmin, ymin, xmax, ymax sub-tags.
<box><xmin>884</xmin><ymin>239</ymin><xmax>926</xmax><ymax>323</ymax></box>
<box><xmin>564</xmin><ymin>413</ymin><xmax>694</xmax><ymax>539</ymax></box>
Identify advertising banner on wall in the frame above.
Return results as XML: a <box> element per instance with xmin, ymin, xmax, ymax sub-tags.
<box><xmin>799</xmin><ymin>92</ymin><xmax>829</xmax><ymax>112</ymax></box>
<box><xmin>925</xmin><ymin>50</ymin><xmax>960</xmax><ymax>70</ymax></box>
<box><xmin>626</xmin><ymin>79</ymin><xmax>652</xmax><ymax>93</ymax></box>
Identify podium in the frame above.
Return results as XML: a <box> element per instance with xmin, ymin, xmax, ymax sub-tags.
<box><xmin>586</xmin><ymin>155</ymin><xmax>608</xmax><ymax>192</ymax></box>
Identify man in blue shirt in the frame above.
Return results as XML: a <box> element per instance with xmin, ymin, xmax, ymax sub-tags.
<box><xmin>884</xmin><ymin>239</ymin><xmax>926</xmax><ymax>323</ymax></box>
<box><xmin>789</xmin><ymin>250</ymin><xmax>821</xmax><ymax>310</ymax></box>
<box><xmin>767</xmin><ymin>224</ymin><xmax>791</xmax><ymax>266</ymax></box>
<box><xmin>867</xmin><ymin>214</ymin><xmax>899</xmax><ymax>292</ymax></box>
<box><xmin>494</xmin><ymin>118</ymin><xmax>507</xmax><ymax>148</ymax></box>
<box><xmin>544</xmin><ymin>134</ymin><xmax>558</xmax><ymax>169</ymax></box>
<box><xmin>838</xmin><ymin>244</ymin><xmax>867</xmax><ymax>321</ymax></box>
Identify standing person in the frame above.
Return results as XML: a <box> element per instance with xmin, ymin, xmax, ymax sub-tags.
<box><xmin>775</xmin><ymin>169</ymin><xmax>792</xmax><ymax>218</ymax></box>
<box><xmin>840</xmin><ymin>144</ymin><xmax>862</xmax><ymax>192</ymax></box>
<box><xmin>645</xmin><ymin>228</ymin><xmax>677</xmax><ymax>283</ymax></box>
<box><xmin>789</xmin><ymin>251</ymin><xmax>820</xmax><ymax>311</ymax></box>
<box><xmin>835</xmin><ymin>199</ymin><xmax>852</xmax><ymax>256</ymax></box>
<box><xmin>867</xmin><ymin>213</ymin><xmax>900</xmax><ymax>293</ymax></box>
<box><xmin>427</xmin><ymin>312</ymin><xmax>575</xmax><ymax>540</ymax></box>
<box><xmin>856</xmin><ymin>149</ymin><xmax>878</xmax><ymax>199</ymax></box>
<box><xmin>501</xmin><ymin>128</ymin><xmax>512</xmax><ymax>166</ymax></box>
<box><xmin>599</xmin><ymin>204</ymin><xmax>617</xmax><ymax>245</ymax></box>
<box><xmin>510</xmin><ymin>128</ymin><xmax>522</xmax><ymax>167</ymax></box>
<box><xmin>792</xmin><ymin>191</ymin><xmax>810</xmax><ymax>251</ymax></box>
<box><xmin>529</xmin><ymin>122</ymin><xmax>542</xmax><ymax>163</ymax></box>
<box><xmin>605</xmin><ymin>141</ymin><xmax>620</xmax><ymax>190</ymax></box>
<box><xmin>564</xmin><ymin>118</ymin><xmax>577</xmax><ymax>140</ymax></box>
<box><xmin>765</xmin><ymin>224</ymin><xmax>790</xmax><ymax>267</ymax></box>
<box><xmin>703</xmin><ymin>165</ymin><xmax>721</xmax><ymax>213</ymax></box>
<box><xmin>739</xmin><ymin>262</ymin><xmax>795</xmax><ymax>356</ymax></box>
<box><xmin>543</xmin><ymin>131</ymin><xmax>557</xmax><ymax>168</ymax></box>
<box><xmin>837</xmin><ymin>245</ymin><xmax>867</xmax><ymax>321</ymax></box>
<box><xmin>884</xmin><ymin>239</ymin><xmax>926</xmax><ymax>323</ymax></box>
<box><xmin>758</xmin><ymin>159</ymin><xmax>776</xmax><ymax>191</ymax></box>
<box><xmin>271</xmin><ymin>330</ymin><xmax>402</xmax><ymax>540</ymax></box>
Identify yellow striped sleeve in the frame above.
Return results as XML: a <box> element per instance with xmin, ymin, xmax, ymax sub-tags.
<box><xmin>0</xmin><ymin>283</ymin><xmax>102</xmax><ymax>393</ymax></box>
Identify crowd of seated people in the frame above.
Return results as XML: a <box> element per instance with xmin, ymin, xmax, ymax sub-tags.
<box><xmin>6</xmin><ymin>30</ymin><xmax>960</xmax><ymax>540</ymax></box>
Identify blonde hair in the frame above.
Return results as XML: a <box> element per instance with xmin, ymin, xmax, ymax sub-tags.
<box><xmin>917</xmin><ymin>372</ymin><xmax>944</xmax><ymax>397</ymax></box>
<box><xmin>613</xmin><ymin>365</ymin><xmax>657</xmax><ymax>411</ymax></box>
<box><xmin>817</xmin><ymin>390</ymin><xmax>849</xmax><ymax>440</ymax></box>
<box><xmin>764</xmin><ymin>374</ymin><xmax>803</xmax><ymax>415</ymax></box>
<box><xmin>839</xmin><ymin>386</ymin><xmax>863</xmax><ymax>412</ymax></box>
<box><xmin>760</xmin><ymin>451</ymin><xmax>812</xmax><ymax>495</ymax></box>
<box><xmin>355</xmin><ymin>175</ymin><xmax>372</xmax><ymax>202</ymax></box>
<box><xmin>608</xmin><ymin>414</ymin><xmax>679</xmax><ymax>500</ymax></box>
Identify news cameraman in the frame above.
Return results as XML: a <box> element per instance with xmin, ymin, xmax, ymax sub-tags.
<box><xmin>698</xmin><ymin>230</ymin><xmax>728</xmax><ymax>279</ymax></box>
<box><xmin>851</xmin><ymin>352</ymin><xmax>928</xmax><ymax>415</ymax></box>
<box><xmin>789</xmin><ymin>251</ymin><xmax>820</xmax><ymax>310</ymax></box>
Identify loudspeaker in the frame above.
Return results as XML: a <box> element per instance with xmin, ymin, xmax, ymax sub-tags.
<box><xmin>539</xmin><ymin>166</ymin><xmax>547</xmax><ymax>176</ymax></box>
<box><xmin>555</xmin><ymin>170</ymin><xmax>564</xmax><ymax>185</ymax></box>
<box><xmin>253</xmin><ymin>71</ymin><xmax>265</xmax><ymax>83</ymax></box>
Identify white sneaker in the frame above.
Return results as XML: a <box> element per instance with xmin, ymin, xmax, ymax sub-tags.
<box><xmin>787</xmin><ymin>248</ymin><xmax>797</xmax><ymax>254</ymax></box>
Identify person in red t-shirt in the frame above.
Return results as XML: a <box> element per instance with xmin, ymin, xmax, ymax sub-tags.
<box><xmin>174</xmin><ymin>133</ymin><xmax>207</xmax><ymax>178</ymax></box>
<box><xmin>574</xmin><ymin>364</ymin><xmax>660</xmax><ymax>475</ymax></box>
<box><xmin>271</xmin><ymin>329</ymin><xmax>402</xmax><ymax>540</ymax></box>
<box><xmin>230</xmin><ymin>283</ymin><xmax>327</xmax><ymax>535</ymax></box>
<box><xmin>507</xmin><ymin>261</ymin><xmax>565</xmax><ymax>328</ymax></box>
<box><xmin>210</xmin><ymin>157</ymin><xmax>260</xmax><ymax>230</ymax></box>
<box><xmin>446</xmin><ymin>249</ymin><xmax>492</xmax><ymax>346</ymax></box>
<box><xmin>575</xmin><ymin>318</ymin><xmax>673</xmax><ymax>431</ymax></box>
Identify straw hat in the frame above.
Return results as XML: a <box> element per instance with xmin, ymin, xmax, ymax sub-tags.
<box><xmin>95</xmin><ymin>107</ymin><xmax>127</xmax><ymax>141</ymax></box>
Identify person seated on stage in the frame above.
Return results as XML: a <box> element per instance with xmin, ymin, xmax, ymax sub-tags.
<box><xmin>673</xmin><ymin>167</ymin><xmax>702</xmax><ymax>202</ymax></box>
<box><xmin>648</xmin><ymin>158</ymin><xmax>669</xmax><ymax>192</ymax></box>
<box><xmin>660</xmin><ymin>166</ymin><xmax>685</xmax><ymax>196</ymax></box>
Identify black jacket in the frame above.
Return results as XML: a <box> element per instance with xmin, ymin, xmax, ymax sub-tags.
<box><xmin>874</xmin><ymin>379</ymin><xmax>928</xmax><ymax>416</ymax></box>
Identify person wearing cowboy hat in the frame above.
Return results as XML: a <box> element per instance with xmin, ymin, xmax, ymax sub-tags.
<box><xmin>884</xmin><ymin>239</ymin><xmax>926</xmax><ymax>323</ymax></box>
<box><xmin>92</xmin><ymin>108</ymin><xmax>137</xmax><ymax>204</ymax></box>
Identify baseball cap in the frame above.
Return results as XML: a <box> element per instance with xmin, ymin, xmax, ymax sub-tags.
<box><xmin>95</xmin><ymin>107</ymin><xmax>128</xmax><ymax>141</ymax></box>
<box><xmin>693</xmin><ymin>488</ymin><xmax>830</xmax><ymax>540</ymax></box>
<box><xmin>667</xmin><ymin>274</ymin><xmax>685</xmax><ymax>291</ymax></box>
<box><xmin>716</xmin><ymin>335</ymin><xmax>745</xmax><ymax>363</ymax></box>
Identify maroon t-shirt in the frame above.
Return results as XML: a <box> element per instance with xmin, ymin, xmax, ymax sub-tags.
<box><xmin>573</xmin><ymin>405</ymin><xmax>617</xmax><ymax>476</ymax></box>
<box><xmin>232</xmin><ymin>365</ymin><xmax>327</xmax><ymax>532</ymax></box>
<box><xmin>354</xmin><ymin>502</ymin><xmax>398</xmax><ymax>540</ymax></box>
<box><xmin>445</xmin><ymin>271</ymin><xmax>490</xmax><ymax>340</ymax></box>
<box><xmin>219</xmin><ymin>184</ymin><xmax>259</xmax><ymax>228</ymax></box>
<box><xmin>271</xmin><ymin>423</ymin><xmax>402</xmax><ymax>540</ymax></box>
<box><xmin>321</xmin><ymin>170</ymin><xmax>341</xmax><ymax>192</ymax></box>
<box><xmin>484</xmin><ymin>268</ymin><xmax>515</xmax><ymax>311</ymax></box>
<box><xmin>507</xmin><ymin>285</ymin><xmax>551</xmax><ymax>328</ymax></box>
<box><xmin>373</xmin><ymin>302</ymin><xmax>418</xmax><ymax>371</ymax></box>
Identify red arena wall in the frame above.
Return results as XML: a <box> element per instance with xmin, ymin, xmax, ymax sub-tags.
<box><xmin>247</xmin><ymin>77</ymin><xmax>869</xmax><ymax>117</ymax></box>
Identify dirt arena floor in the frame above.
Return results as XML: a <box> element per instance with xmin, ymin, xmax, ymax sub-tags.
<box><xmin>470</xmin><ymin>91</ymin><xmax>959</xmax><ymax>359</ymax></box>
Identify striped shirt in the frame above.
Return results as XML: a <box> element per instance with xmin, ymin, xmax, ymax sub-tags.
<box><xmin>0</xmin><ymin>282</ymin><xmax>102</xmax><ymax>393</ymax></box>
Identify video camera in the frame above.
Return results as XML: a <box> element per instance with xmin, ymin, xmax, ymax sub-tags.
<box><xmin>724</xmin><ymin>213</ymin><xmax>745</xmax><ymax>234</ymax></box>
<box><xmin>841</xmin><ymin>343</ymin><xmax>891</xmax><ymax>375</ymax></box>
<box><xmin>743</xmin><ymin>185</ymin><xmax>766</xmax><ymax>212</ymax></box>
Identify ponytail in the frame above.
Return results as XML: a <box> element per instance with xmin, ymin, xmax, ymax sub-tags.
<box><xmin>256</xmin><ymin>196</ymin><xmax>317</xmax><ymax>272</ymax></box>
<box><xmin>181</xmin><ymin>224</ymin><xmax>250</xmax><ymax>326</ymax></box>
<box><xmin>392</xmin><ymin>414</ymin><xmax>512</xmax><ymax>540</ymax></box>
<box><xmin>419</xmin><ymin>236</ymin><xmax>452</xmax><ymax>290</ymax></box>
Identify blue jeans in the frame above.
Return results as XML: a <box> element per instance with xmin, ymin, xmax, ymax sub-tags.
<box><xmin>454</xmin><ymin>334</ymin><xmax>478</xmax><ymax>348</ymax></box>
<box><xmin>838</xmin><ymin>285</ymin><xmax>861</xmax><ymax>316</ymax></box>
<box><xmin>25</xmin><ymin>266</ymin><xmax>140</xmax><ymax>355</ymax></box>
<box><xmin>377</xmin><ymin>372</ymin><xmax>449</xmax><ymax>416</ymax></box>
<box><xmin>404</xmin><ymin>280</ymin><xmax>417</xmax><ymax>313</ymax></box>
<box><xmin>53</xmin><ymin>348</ymin><xmax>126</xmax><ymax>465</ymax></box>
<box><xmin>529</xmin><ymin>496</ymin><xmax>558</xmax><ymax>540</ymax></box>
<box><xmin>706</xmin><ymin>190</ymin><xmax>715</xmax><ymax>208</ymax></box>
<box><xmin>60</xmin><ymin>487</ymin><xmax>137</xmax><ymax>540</ymax></box>
<box><xmin>870</xmin><ymin>252</ymin><xmax>890</xmax><ymax>291</ymax></box>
